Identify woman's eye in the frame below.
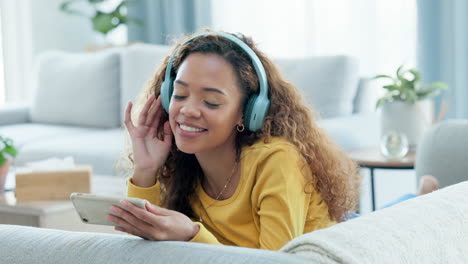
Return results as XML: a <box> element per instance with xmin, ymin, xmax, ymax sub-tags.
<box><xmin>173</xmin><ymin>95</ymin><xmax>186</xmax><ymax>100</ymax></box>
<box><xmin>205</xmin><ymin>101</ymin><xmax>220</xmax><ymax>108</ymax></box>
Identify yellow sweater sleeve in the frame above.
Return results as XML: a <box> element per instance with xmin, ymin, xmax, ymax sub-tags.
<box><xmin>189</xmin><ymin>222</ymin><xmax>222</xmax><ymax>244</ymax></box>
<box><xmin>252</xmin><ymin>147</ymin><xmax>313</xmax><ymax>250</ymax></box>
<box><xmin>126</xmin><ymin>177</ymin><xmax>161</xmax><ymax>206</ymax></box>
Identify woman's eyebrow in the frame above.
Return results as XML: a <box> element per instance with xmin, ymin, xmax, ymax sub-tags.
<box><xmin>174</xmin><ymin>80</ymin><xmax>226</xmax><ymax>95</ymax></box>
<box><xmin>202</xmin><ymin>88</ymin><xmax>226</xmax><ymax>95</ymax></box>
<box><xmin>175</xmin><ymin>80</ymin><xmax>189</xmax><ymax>87</ymax></box>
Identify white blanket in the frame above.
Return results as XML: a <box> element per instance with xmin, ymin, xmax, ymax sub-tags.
<box><xmin>280</xmin><ymin>181</ymin><xmax>468</xmax><ymax>264</ymax></box>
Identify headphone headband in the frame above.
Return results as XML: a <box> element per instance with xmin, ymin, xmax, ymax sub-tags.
<box><xmin>160</xmin><ymin>31</ymin><xmax>270</xmax><ymax>132</ymax></box>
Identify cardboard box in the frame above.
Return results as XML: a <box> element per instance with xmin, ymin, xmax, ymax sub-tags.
<box><xmin>15</xmin><ymin>165</ymin><xmax>92</xmax><ymax>201</ymax></box>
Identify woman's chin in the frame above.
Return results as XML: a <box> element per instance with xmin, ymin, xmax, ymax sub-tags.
<box><xmin>175</xmin><ymin>140</ymin><xmax>202</xmax><ymax>154</ymax></box>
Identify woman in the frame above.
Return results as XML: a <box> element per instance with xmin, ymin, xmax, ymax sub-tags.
<box><xmin>108</xmin><ymin>30</ymin><xmax>361</xmax><ymax>250</ymax></box>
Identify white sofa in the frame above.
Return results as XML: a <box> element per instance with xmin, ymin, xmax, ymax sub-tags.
<box><xmin>0</xmin><ymin>44</ymin><xmax>379</xmax><ymax>175</ymax></box>
<box><xmin>1</xmin><ymin>180</ymin><xmax>467</xmax><ymax>264</ymax></box>
<box><xmin>2</xmin><ymin>120</ymin><xmax>468</xmax><ymax>263</ymax></box>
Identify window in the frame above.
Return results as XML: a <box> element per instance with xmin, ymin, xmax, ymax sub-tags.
<box><xmin>0</xmin><ymin>9</ymin><xmax>4</xmax><ymax>104</ymax></box>
<box><xmin>211</xmin><ymin>0</ymin><xmax>417</xmax><ymax>77</ymax></box>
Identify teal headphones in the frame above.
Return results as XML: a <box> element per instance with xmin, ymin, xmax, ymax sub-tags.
<box><xmin>160</xmin><ymin>32</ymin><xmax>270</xmax><ymax>132</ymax></box>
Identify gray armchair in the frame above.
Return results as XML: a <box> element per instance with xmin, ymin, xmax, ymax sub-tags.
<box><xmin>416</xmin><ymin>120</ymin><xmax>468</xmax><ymax>188</ymax></box>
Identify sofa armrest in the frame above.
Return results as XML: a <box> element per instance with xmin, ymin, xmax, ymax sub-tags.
<box><xmin>317</xmin><ymin>112</ymin><xmax>380</xmax><ymax>151</ymax></box>
<box><xmin>0</xmin><ymin>103</ymin><xmax>30</xmax><ymax>125</ymax></box>
<box><xmin>281</xmin><ymin>181</ymin><xmax>468</xmax><ymax>263</ymax></box>
<box><xmin>416</xmin><ymin>120</ymin><xmax>468</xmax><ymax>188</ymax></box>
<box><xmin>0</xmin><ymin>225</ymin><xmax>309</xmax><ymax>264</ymax></box>
<box><xmin>353</xmin><ymin>77</ymin><xmax>380</xmax><ymax>114</ymax></box>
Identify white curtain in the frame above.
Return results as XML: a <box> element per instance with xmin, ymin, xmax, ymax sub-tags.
<box><xmin>0</xmin><ymin>0</ymin><xmax>101</xmax><ymax>103</ymax></box>
<box><xmin>0</xmin><ymin>10</ymin><xmax>4</xmax><ymax>104</ymax></box>
<box><xmin>211</xmin><ymin>0</ymin><xmax>417</xmax><ymax>77</ymax></box>
<box><xmin>0</xmin><ymin>0</ymin><xmax>34</xmax><ymax>103</ymax></box>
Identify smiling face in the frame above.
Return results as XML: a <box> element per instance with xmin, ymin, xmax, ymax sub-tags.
<box><xmin>168</xmin><ymin>52</ymin><xmax>244</xmax><ymax>154</ymax></box>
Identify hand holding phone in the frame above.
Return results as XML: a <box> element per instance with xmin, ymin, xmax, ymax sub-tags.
<box><xmin>70</xmin><ymin>193</ymin><xmax>147</xmax><ymax>226</ymax></box>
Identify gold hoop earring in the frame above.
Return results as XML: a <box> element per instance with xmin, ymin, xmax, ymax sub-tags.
<box><xmin>236</xmin><ymin>124</ymin><xmax>245</xmax><ymax>132</ymax></box>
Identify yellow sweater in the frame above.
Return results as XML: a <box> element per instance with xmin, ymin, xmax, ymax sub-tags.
<box><xmin>127</xmin><ymin>137</ymin><xmax>336</xmax><ymax>250</ymax></box>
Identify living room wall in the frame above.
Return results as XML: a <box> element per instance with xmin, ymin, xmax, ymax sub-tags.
<box><xmin>29</xmin><ymin>0</ymin><xmax>99</xmax><ymax>55</ymax></box>
<box><xmin>1</xmin><ymin>0</ymin><xmax>99</xmax><ymax>102</ymax></box>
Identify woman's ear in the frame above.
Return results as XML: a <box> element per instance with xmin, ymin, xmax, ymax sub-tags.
<box><xmin>237</xmin><ymin>117</ymin><xmax>244</xmax><ymax>126</ymax></box>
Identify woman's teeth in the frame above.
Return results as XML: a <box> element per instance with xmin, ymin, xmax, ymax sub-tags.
<box><xmin>180</xmin><ymin>124</ymin><xmax>206</xmax><ymax>132</ymax></box>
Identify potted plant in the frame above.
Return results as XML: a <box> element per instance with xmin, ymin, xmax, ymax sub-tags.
<box><xmin>59</xmin><ymin>0</ymin><xmax>142</xmax><ymax>48</ymax></box>
<box><xmin>0</xmin><ymin>135</ymin><xmax>18</xmax><ymax>192</ymax></box>
<box><xmin>373</xmin><ymin>65</ymin><xmax>448</xmax><ymax>149</ymax></box>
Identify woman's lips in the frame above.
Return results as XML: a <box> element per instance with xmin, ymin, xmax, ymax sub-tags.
<box><xmin>177</xmin><ymin>122</ymin><xmax>208</xmax><ymax>138</ymax></box>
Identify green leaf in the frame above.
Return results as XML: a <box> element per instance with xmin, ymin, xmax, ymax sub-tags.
<box><xmin>59</xmin><ymin>0</ymin><xmax>89</xmax><ymax>17</ymax></box>
<box><xmin>401</xmin><ymin>79</ymin><xmax>415</xmax><ymax>91</ymax></box>
<box><xmin>375</xmin><ymin>93</ymin><xmax>394</xmax><ymax>109</ymax></box>
<box><xmin>126</xmin><ymin>17</ymin><xmax>144</xmax><ymax>27</ymax></box>
<box><xmin>92</xmin><ymin>12</ymin><xmax>119</xmax><ymax>35</ymax></box>
<box><xmin>428</xmin><ymin>82</ymin><xmax>448</xmax><ymax>90</ymax></box>
<box><xmin>0</xmin><ymin>155</ymin><xmax>6</xmax><ymax>167</ymax></box>
<box><xmin>59</xmin><ymin>0</ymin><xmax>143</xmax><ymax>35</ymax></box>
<box><xmin>404</xmin><ymin>89</ymin><xmax>417</xmax><ymax>103</ymax></box>
<box><xmin>373</xmin><ymin>65</ymin><xmax>447</xmax><ymax>104</ymax></box>
<box><xmin>124</xmin><ymin>0</ymin><xmax>144</xmax><ymax>24</ymax></box>
<box><xmin>372</xmin><ymin>74</ymin><xmax>394</xmax><ymax>80</ymax></box>
<box><xmin>408</xmin><ymin>69</ymin><xmax>421</xmax><ymax>83</ymax></box>
<box><xmin>375</xmin><ymin>97</ymin><xmax>386</xmax><ymax>109</ymax></box>
<box><xmin>3</xmin><ymin>146</ymin><xmax>18</xmax><ymax>158</ymax></box>
<box><xmin>112</xmin><ymin>0</ymin><xmax>127</xmax><ymax>20</ymax></box>
<box><xmin>0</xmin><ymin>136</ymin><xmax>18</xmax><ymax>161</ymax></box>
<box><xmin>396</xmin><ymin>65</ymin><xmax>405</xmax><ymax>80</ymax></box>
<box><xmin>392</xmin><ymin>95</ymin><xmax>402</xmax><ymax>101</ymax></box>
<box><xmin>383</xmin><ymin>84</ymin><xmax>399</xmax><ymax>91</ymax></box>
<box><xmin>417</xmin><ymin>90</ymin><xmax>440</xmax><ymax>100</ymax></box>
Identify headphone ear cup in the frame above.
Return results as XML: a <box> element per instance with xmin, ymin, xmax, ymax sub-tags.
<box><xmin>160</xmin><ymin>79</ymin><xmax>173</xmax><ymax>112</ymax></box>
<box><xmin>243</xmin><ymin>95</ymin><xmax>257</xmax><ymax>131</ymax></box>
<box><xmin>243</xmin><ymin>94</ymin><xmax>270</xmax><ymax>132</ymax></box>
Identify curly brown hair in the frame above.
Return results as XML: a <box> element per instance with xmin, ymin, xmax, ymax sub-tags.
<box><xmin>122</xmin><ymin>29</ymin><xmax>361</xmax><ymax>222</ymax></box>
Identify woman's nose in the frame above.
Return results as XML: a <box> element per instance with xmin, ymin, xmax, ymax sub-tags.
<box><xmin>180</xmin><ymin>101</ymin><xmax>201</xmax><ymax>118</ymax></box>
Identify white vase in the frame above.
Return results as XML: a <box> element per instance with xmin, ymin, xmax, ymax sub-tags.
<box><xmin>380</xmin><ymin>100</ymin><xmax>434</xmax><ymax>150</ymax></box>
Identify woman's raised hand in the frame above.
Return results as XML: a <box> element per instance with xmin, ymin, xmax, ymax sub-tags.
<box><xmin>125</xmin><ymin>95</ymin><xmax>173</xmax><ymax>186</ymax></box>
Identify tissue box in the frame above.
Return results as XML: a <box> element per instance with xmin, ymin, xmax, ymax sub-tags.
<box><xmin>15</xmin><ymin>165</ymin><xmax>92</xmax><ymax>201</ymax></box>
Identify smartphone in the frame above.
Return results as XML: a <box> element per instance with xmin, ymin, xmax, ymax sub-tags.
<box><xmin>70</xmin><ymin>193</ymin><xmax>147</xmax><ymax>226</ymax></box>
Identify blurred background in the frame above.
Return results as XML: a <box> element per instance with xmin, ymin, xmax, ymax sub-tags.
<box><xmin>1</xmin><ymin>0</ymin><xmax>417</xmax><ymax>104</ymax></box>
<box><xmin>0</xmin><ymin>0</ymin><xmax>467</xmax><ymax>213</ymax></box>
<box><xmin>2</xmin><ymin>0</ymin><xmax>466</xmax><ymax>118</ymax></box>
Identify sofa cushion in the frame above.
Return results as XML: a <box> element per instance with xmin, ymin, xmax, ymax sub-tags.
<box><xmin>16</xmin><ymin>129</ymin><xmax>125</xmax><ymax>175</ymax></box>
<box><xmin>316</xmin><ymin>112</ymin><xmax>380</xmax><ymax>151</ymax></box>
<box><xmin>120</xmin><ymin>43</ymin><xmax>171</xmax><ymax>124</ymax></box>
<box><xmin>274</xmin><ymin>56</ymin><xmax>359</xmax><ymax>118</ymax></box>
<box><xmin>30</xmin><ymin>50</ymin><xmax>120</xmax><ymax>128</ymax></box>
<box><xmin>0</xmin><ymin>123</ymin><xmax>98</xmax><ymax>148</ymax></box>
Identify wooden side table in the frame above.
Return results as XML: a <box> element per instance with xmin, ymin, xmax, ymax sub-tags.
<box><xmin>348</xmin><ymin>148</ymin><xmax>415</xmax><ymax>211</ymax></box>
